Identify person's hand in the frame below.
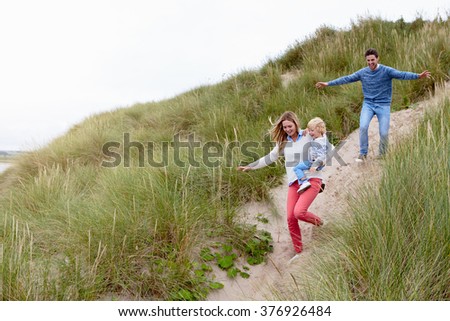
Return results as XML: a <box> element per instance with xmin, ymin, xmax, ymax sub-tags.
<box><xmin>302</xmin><ymin>128</ymin><xmax>309</xmax><ymax>136</ymax></box>
<box><xmin>309</xmin><ymin>167</ymin><xmax>317</xmax><ymax>173</ymax></box>
<box><xmin>237</xmin><ymin>166</ymin><xmax>252</xmax><ymax>172</ymax></box>
<box><xmin>315</xmin><ymin>82</ymin><xmax>328</xmax><ymax>89</ymax></box>
<box><xmin>418</xmin><ymin>70</ymin><xmax>431</xmax><ymax>79</ymax></box>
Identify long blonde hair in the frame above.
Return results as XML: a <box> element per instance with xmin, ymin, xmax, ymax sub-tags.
<box><xmin>269</xmin><ymin>111</ymin><xmax>300</xmax><ymax>152</ymax></box>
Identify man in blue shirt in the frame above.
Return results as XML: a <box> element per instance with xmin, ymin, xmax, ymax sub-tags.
<box><xmin>315</xmin><ymin>48</ymin><xmax>431</xmax><ymax>161</ymax></box>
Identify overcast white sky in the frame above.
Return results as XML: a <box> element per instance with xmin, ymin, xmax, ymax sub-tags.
<box><xmin>0</xmin><ymin>0</ymin><xmax>447</xmax><ymax>151</ymax></box>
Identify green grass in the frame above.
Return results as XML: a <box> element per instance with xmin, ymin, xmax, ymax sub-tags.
<box><xmin>0</xmin><ymin>15</ymin><xmax>449</xmax><ymax>300</ymax></box>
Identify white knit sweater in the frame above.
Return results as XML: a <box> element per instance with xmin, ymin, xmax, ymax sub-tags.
<box><xmin>248</xmin><ymin>134</ymin><xmax>324</xmax><ymax>185</ymax></box>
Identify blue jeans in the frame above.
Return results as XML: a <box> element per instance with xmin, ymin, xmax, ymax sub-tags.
<box><xmin>294</xmin><ymin>161</ymin><xmax>324</xmax><ymax>184</ymax></box>
<box><xmin>359</xmin><ymin>102</ymin><xmax>391</xmax><ymax>156</ymax></box>
<box><xmin>294</xmin><ymin>160</ymin><xmax>311</xmax><ymax>183</ymax></box>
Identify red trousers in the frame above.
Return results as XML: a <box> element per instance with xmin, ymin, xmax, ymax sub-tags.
<box><xmin>286</xmin><ymin>178</ymin><xmax>323</xmax><ymax>253</ymax></box>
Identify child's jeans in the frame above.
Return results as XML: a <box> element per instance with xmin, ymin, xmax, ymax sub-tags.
<box><xmin>293</xmin><ymin>160</ymin><xmax>324</xmax><ymax>184</ymax></box>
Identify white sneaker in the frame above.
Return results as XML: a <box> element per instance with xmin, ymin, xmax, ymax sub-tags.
<box><xmin>288</xmin><ymin>253</ymin><xmax>301</xmax><ymax>264</ymax></box>
<box><xmin>297</xmin><ymin>181</ymin><xmax>311</xmax><ymax>193</ymax></box>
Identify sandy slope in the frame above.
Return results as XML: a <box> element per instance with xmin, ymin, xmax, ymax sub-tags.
<box><xmin>207</xmin><ymin>83</ymin><xmax>448</xmax><ymax>301</ymax></box>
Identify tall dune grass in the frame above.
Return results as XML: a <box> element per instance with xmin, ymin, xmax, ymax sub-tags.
<box><xmin>0</xmin><ymin>16</ymin><xmax>449</xmax><ymax>300</ymax></box>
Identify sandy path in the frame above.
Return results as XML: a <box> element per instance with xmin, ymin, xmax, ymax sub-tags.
<box><xmin>207</xmin><ymin>83</ymin><xmax>447</xmax><ymax>301</ymax></box>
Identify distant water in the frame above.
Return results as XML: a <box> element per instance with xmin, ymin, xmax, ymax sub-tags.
<box><xmin>0</xmin><ymin>163</ymin><xmax>11</xmax><ymax>174</ymax></box>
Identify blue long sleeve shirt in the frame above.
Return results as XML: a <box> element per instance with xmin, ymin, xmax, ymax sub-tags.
<box><xmin>328</xmin><ymin>64</ymin><xmax>419</xmax><ymax>106</ymax></box>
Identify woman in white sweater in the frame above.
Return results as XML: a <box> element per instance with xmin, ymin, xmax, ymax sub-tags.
<box><xmin>238</xmin><ymin>111</ymin><xmax>324</xmax><ymax>261</ymax></box>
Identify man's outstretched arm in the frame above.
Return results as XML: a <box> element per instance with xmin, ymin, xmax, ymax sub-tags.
<box><xmin>315</xmin><ymin>82</ymin><xmax>328</xmax><ymax>89</ymax></box>
<box><xmin>418</xmin><ymin>70</ymin><xmax>431</xmax><ymax>79</ymax></box>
